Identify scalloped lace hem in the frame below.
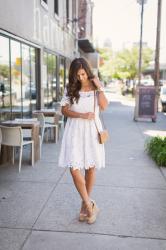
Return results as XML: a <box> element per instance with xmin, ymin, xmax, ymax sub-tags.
<box><xmin>59</xmin><ymin>163</ymin><xmax>105</xmax><ymax>170</ymax></box>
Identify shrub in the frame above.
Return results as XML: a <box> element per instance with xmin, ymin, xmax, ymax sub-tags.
<box><xmin>145</xmin><ymin>136</ymin><xmax>166</xmax><ymax>166</ymax></box>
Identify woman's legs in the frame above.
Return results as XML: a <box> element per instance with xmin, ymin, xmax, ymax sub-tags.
<box><xmin>85</xmin><ymin>167</ymin><xmax>96</xmax><ymax>196</ymax></box>
<box><xmin>70</xmin><ymin>167</ymin><xmax>98</xmax><ymax>223</ymax></box>
<box><xmin>70</xmin><ymin>168</ymin><xmax>90</xmax><ymax>204</ymax></box>
<box><xmin>70</xmin><ymin>167</ymin><xmax>96</xmax><ymax>201</ymax></box>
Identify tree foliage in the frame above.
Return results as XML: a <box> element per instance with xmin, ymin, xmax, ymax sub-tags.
<box><xmin>97</xmin><ymin>47</ymin><xmax>114</xmax><ymax>82</ymax></box>
<box><xmin>98</xmin><ymin>46</ymin><xmax>153</xmax><ymax>81</ymax></box>
<box><xmin>0</xmin><ymin>65</ymin><xmax>9</xmax><ymax>78</ymax></box>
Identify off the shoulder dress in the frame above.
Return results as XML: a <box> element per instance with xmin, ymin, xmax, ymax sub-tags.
<box><xmin>58</xmin><ymin>89</ymin><xmax>105</xmax><ymax>170</ymax></box>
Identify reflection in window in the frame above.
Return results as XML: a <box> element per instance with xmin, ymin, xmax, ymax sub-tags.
<box><xmin>72</xmin><ymin>0</ymin><xmax>76</xmax><ymax>31</ymax></box>
<box><xmin>22</xmin><ymin>44</ymin><xmax>30</xmax><ymax>117</ymax></box>
<box><xmin>43</xmin><ymin>52</ymin><xmax>48</xmax><ymax>107</ymax></box>
<box><xmin>11</xmin><ymin>40</ymin><xmax>22</xmax><ymax>118</ymax></box>
<box><xmin>30</xmin><ymin>47</ymin><xmax>37</xmax><ymax>111</ymax></box>
<box><xmin>44</xmin><ymin>52</ymin><xmax>57</xmax><ymax>108</ymax></box>
<box><xmin>59</xmin><ymin>57</ymin><xmax>65</xmax><ymax>99</ymax></box>
<box><xmin>48</xmin><ymin>53</ymin><xmax>53</xmax><ymax>107</ymax></box>
<box><xmin>0</xmin><ymin>36</ymin><xmax>10</xmax><ymax>120</ymax></box>
<box><xmin>65</xmin><ymin>58</ymin><xmax>70</xmax><ymax>87</ymax></box>
<box><xmin>52</xmin><ymin>55</ymin><xmax>57</xmax><ymax>103</ymax></box>
<box><xmin>0</xmin><ymin>34</ymin><xmax>37</xmax><ymax>121</ymax></box>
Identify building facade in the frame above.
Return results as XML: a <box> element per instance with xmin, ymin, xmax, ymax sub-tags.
<box><xmin>77</xmin><ymin>0</ymin><xmax>99</xmax><ymax>75</ymax></box>
<box><xmin>0</xmin><ymin>0</ymin><xmax>78</xmax><ymax>120</ymax></box>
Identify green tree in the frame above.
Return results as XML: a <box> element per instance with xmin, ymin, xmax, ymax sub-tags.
<box><xmin>98</xmin><ymin>46</ymin><xmax>153</xmax><ymax>82</ymax></box>
<box><xmin>0</xmin><ymin>65</ymin><xmax>9</xmax><ymax>78</ymax></box>
<box><xmin>97</xmin><ymin>47</ymin><xmax>114</xmax><ymax>82</ymax></box>
<box><xmin>112</xmin><ymin>47</ymin><xmax>153</xmax><ymax>80</ymax></box>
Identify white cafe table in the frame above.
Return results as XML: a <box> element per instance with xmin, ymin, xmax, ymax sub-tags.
<box><xmin>33</xmin><ymin>109</ymin><xmax>62</xmax><ymax>124</ymax></box>
<box><xmin>33</xmin><ymin>109</ymin><xmax>61</xmax><ymax>116</ymax></box>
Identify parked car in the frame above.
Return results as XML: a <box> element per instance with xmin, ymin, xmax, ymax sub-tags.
<box><xmin>25</xmin><ymin>82</ymin><xmax>36</xmax><ymax>99</ymax></box>
<box><xmin>140</xmin><ymin>79</ymin><xmax>154</xmax><ymax>86</ymax></box>
<box><xmin>160</xmin><ymin>86</ymin><xmax>166</xmax><ymax>112</ymax></box>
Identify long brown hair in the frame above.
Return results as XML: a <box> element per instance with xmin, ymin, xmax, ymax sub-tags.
<box><xmin>66</xmin><ymin>57</ymin><xmax>95</xmax><ymax>104</ymax></box>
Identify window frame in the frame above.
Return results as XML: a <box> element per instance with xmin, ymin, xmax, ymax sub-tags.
<box><xmin>54</xmin><ymin>0</ymin><xmax>59</xmax><ymax>16</ymax></box>
<box><xmin>66</xmin><ymin>0</ymin><xmax>69</xmax><ymax>25</ymax></box>
<box><xmin>0</xmin><ymin>33</ymin><xmax>39</xmax><ymax>120</ymax></box>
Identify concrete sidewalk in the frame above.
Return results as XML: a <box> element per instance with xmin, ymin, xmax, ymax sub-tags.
<box><xmin>0</xmin><ymin>91</ymin><xmax>166</xmax><ymax>250</ymax></box>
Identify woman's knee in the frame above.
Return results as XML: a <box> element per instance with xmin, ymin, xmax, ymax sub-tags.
<box><xmin>70</xmin><ymin>168</ymin><xmax>86</xmax><ymax>184</ymax></box>
<box><xmin>70</xmin><ymin>168</ymin><xmax>80</xmax><ymax>178</ymax></box>
<box><xmin>85</xmin><ymin>167</ymin><xmax>95</xmax><ymax>174</ymax></box>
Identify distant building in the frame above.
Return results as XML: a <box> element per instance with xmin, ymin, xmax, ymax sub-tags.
<box><xmin>103</xmin><ymin>38</ymin><xmax>112</xmax><ymax>49</ymax></box>
<box><xmin>143</xmin><ymin>62</ymin><xmax>166</xmax><ymax>82</ymax></box>
<box><xmin>143</xmin><ymin>47</ymin><xmax>166</xmax><ymax>82</ymax></box>
<box><xmin>133</xmin><ymin>42</ymin><xmax>148</xmax><ymax>48</ymax></box>
<box><xmin>77</xmin><ymin>0</ymin><xmax>99</xmax><ymax>75</ymax></box>
<box><xmin>122</xmin><ymin>41</ymin><xmax>148</xmax><ymax>49</ymax></box>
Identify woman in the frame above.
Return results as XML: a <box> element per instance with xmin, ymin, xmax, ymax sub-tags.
<box><xmin>58</xmin><ymin>57</ymin><xmax>108</xmax><ymax>224</ymax></box>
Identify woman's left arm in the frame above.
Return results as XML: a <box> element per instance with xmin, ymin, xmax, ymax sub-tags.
<box><xmin>92</xmin><ymin>77</ymin><xmax>109</xmax><ymax>110</ymax></box>
<box><xmin>97</xmin><ymin>91</ymin><xmax>109</xmax><ymax>110</ymax></box>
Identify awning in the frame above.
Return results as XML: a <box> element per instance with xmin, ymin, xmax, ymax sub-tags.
<box><xmin>78</xmin><ymin>39</ymin><xmax>95</xmax><ymax>53</ymax></box>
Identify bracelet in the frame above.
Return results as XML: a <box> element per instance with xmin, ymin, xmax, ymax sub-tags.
<box><xmin>97</xmin><ymin>87</ymin><xmax>104</xmax><ymax>92</ymax></box>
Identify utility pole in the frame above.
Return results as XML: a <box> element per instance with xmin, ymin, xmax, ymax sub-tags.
<box><xmin>137</xmin><ymin>0</ymin><xmax>147</xmax><ymax>85</ymax></box>
<box><xmin>154</xmin><ymin>0</ymin><xmax>162</xmax><ymax>91</ymax></box>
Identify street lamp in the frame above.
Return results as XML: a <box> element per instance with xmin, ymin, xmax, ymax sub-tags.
<box><xmin>137</xmin><ymin>0</ymin><xmax>148</xmax><ymax>85</ymax></box>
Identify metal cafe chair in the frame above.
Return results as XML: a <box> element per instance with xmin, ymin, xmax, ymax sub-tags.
<box><xmin>53</xmin><ymin>113</ymin><xmax>64</xmax><ymax>138</ymax></box>
<box><xmin>0</xmin><ymin>125</ymin><xmax>34</xmax><ymax>172</ymax></box>
<box><xmin>32</xmin><ymin>112</ymin><xmax>58</xmax><ymax>144</ymax></box>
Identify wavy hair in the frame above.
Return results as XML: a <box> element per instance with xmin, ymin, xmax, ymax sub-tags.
<box><xmin>66</xmin><ymin>57</ymin><xmax>95</xmax><ymax>104</ymax></box>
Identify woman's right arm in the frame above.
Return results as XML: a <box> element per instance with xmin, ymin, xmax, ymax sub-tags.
<box><xmin>62</xmin><ymin>105</ymin><xmax>94</xmax><ymax>120</ymax></box>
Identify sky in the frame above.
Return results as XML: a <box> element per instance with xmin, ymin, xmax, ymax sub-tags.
<box><xmin>93</xmin><ymin>0</ymin><xmax>166</xmax><ymax>61</ymax></box>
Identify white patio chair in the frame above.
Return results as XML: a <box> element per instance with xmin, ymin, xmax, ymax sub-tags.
<box><xmin>15</xmin><ymin>118</ymin><xmax>42</xmax><ymax>159</ymax></box>
<box><xmin>53</xmin><ymin>113</ymin><xmax>64</xmax><ymax>138</ymax></box>
<box><xmin>33</xmin><ymin>113</ymin><xmax>58</xmax><ymax>144</ymax></box>
<box><xmin>15</xmin><ymin>118</ymin><xmax>38</xmax><ymax>137</ymax></box>
<box><xmin>0</xmin><ymin>126</ymin><xmax>34</xmax><ymax>172</ymax></box>
<box><xmin>46</xmin><ymin>113</ymin><xmax>65</xmax><ymax>140</ymax></box>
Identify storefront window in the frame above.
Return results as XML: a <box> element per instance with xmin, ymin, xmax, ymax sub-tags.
<box><xmin>44</xmin><ymin>52</ymin><xmax>57</xmax><ymax>108</ymax></box>
<box><xmin>47</xmin><ymin>53</ymin><xmax>53</xmax><ymax>107</ymax></box>
<box><xmin>11</xmin><ymin>40</ymin><xmax>22</xmax><ymax>118</ymax></box>
<box><xmin>0</xmin><ymin>34</ymin><xmax>38</xmax><ymax>121</ymax></box>
<box><xmin>65</xmin><ymin>58</ymin><xmax>70</xmax><ymax>87</ymax></box>
<box><xmin>30</xmin><ymin>47</ymin><xmax>37</xmax><ymax>111</ymax></box>
<box><xmin>22</xmin><ymin>44</ymin><xmax>31</xmax><ymax>117</ymax></box>
<box><xmin>0</xmin><ymin>36</ymin><xmax>10</xmax><ymax>120</ymax></box>
<box><xmin>59</xmin><ymin>57</ymin><xmax>65</xmax><ymax>99</ymax></box>
<box><xmin>52</xmin><ymin>55</ymin><xmax>57</xmax><ymax>102</ymax></box>
<box><xmin>43</xmin><ymin>52</ymin><xmax>48</xmax><ymax>107</ymax></box>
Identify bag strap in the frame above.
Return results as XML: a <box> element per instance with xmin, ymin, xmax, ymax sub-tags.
<box><xmin>93</xmin><ymin>91</ymin><xmax>106</xmax><ymax>131</ymax></box>
<box><xmin>93</xmin><ymin>91</ymin><xmax>100</xmax><ymax>133</ymax></box>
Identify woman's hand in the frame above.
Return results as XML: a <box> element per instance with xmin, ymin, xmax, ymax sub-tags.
<box><xmin>81</xmin><ymin>112</ymin><xmax>95</xmax><ymax>120</ymax></box>
<box><xmin>91</xmin><ymin>76</ymin><xmax>103</xmax><ymax>89</ymax></box>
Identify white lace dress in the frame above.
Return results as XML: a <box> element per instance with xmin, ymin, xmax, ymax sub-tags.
<box><xmin>58</xmin><ymin>89</ymin><xmax>105</xmax><ymax>170</ymax></box>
